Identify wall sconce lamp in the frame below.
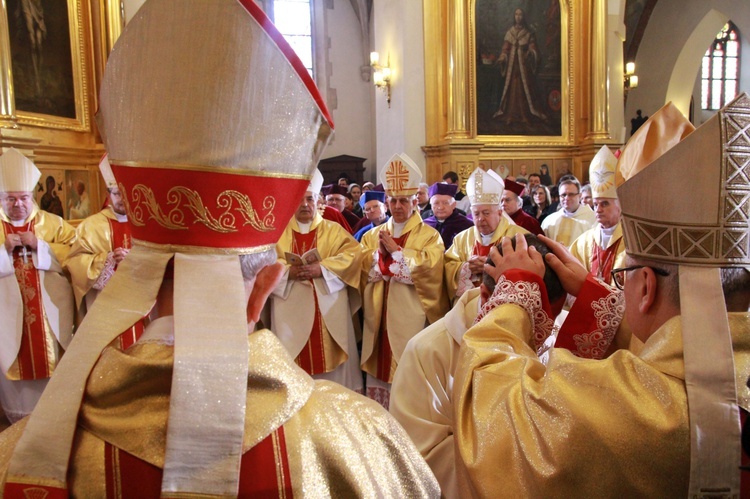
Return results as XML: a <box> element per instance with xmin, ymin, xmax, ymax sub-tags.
<box><xmin>624</xmin><ymin>62</ymin><xmax>639</xmax><ymax>90</ymax></box>
<box><xmin>370</xmin><ymin>51</ymin><xmax>392</xmax><ymax>107</ymax></box>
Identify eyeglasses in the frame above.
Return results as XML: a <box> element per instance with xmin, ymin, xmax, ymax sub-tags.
<box><xmin>559</xmin><ymin>192</ymin><xmax>579</xmax><ymax>198</ymax></box>
<box><xmin>610</xmin><ymin>265</ymin><xmax>671</xmax><ymax>290</ymax></box>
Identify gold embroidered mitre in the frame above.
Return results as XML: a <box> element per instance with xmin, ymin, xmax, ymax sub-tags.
<box><xmin>589</xmin><ymin>146</ymin><xmax>618</xmax><ymax>199</ymax></box>
<box><xmin>380</xmin><ymin>153</ymin><xmax>422</xmax><ymax>197</ymax></box>
<box><xmin>0</xmin><ymin>148</ymin><xmax>41</xmax><ymax>193</ymax></box>
<box><xmin>466</xmin><ymin>167</ymin><xmax>504</xmax><ymax>206</ymax></box>
<box><xmin>617</xmin><ymin>95</ymin><xmax>749</xmax><ymax>266</ymax></box>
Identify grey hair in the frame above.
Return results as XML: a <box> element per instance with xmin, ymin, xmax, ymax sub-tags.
<box><xmin>239</xmin><ymin>248</ymin><xmax>278</xmax><ymax>281</ymax></box>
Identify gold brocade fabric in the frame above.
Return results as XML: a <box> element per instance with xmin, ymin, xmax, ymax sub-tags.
<box><xmin>0</xmin><ymin>329</ymin><xmax>440</xmax><ymax>497</ymax></box>
<box><xmin>443</xmin><ymin>219</ymin><xmax>527</xmax><ymax>298</ymax></box>
<box><xmin>0</xmin><ymin>207</ymin><xmax>77</xmax><ymax>268</ymax></box>
<box><xmin>568</xmin><ymin>223</ymin><xmax>627</xmax><ymax>284</ymax></box>
<box><xmin>455</xmin><ymin>305</ymin><xmax>750</xmax><ymax>497</ymax></box>
<box><xmin>360</xmin><ymin>212</ymin><xmax>449</xmax><ymax>380</ymax></box>
<box><xmin>276</xmin><ymin>213</ymin><xmax>361</xmax><ymax>290</ymax></box>
<box><xmin>64</xmin><ymin>207</ymin><xmax>123</xmax><ymax>309</ymax></box>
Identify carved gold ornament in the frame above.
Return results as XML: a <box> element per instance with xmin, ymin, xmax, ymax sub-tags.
<box><xmin>123</xmin><ymin>184</ymin><xmax>276</xmax><ymax>233</ymax></box>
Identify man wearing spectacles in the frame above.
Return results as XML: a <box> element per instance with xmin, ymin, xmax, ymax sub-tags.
<box><xmin>540</xmin><ymin>177</ymin><xmax>596</xmax><ymax>247</ymax></box>
<box><xmin>452</xmin><ymin>97</ymin><xmax>750</xmax><ymax>497</ymax></box>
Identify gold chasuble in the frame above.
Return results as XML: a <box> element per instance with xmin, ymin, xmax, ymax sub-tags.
<box><xmin>443</xmin><ymin>220</ymin><xmax>527</xmax><ymax>300</ymax></box>
<box><xmin>0</xmin><ymin>327</ymin><xmax>439</xmax><ymax>497</ymax></box>
<box><xmin>272</xmin><ymin>213</ymin><xmax>361</xmax><ymax>381</ymax></box>
<box><xmin>0</xmin><ymin>207</ymin><xmax>75</xmax><ymax>381</ymax></box>
<box><xmin>360</xmin><ymin>211</ymin><xmax>448</xmax><ymax>384</ymax></box>
<box><xmin>569</xmin><ymin>222</ymin><xmax>626</xmax><ymax>285</ymax></box>
<box><xmin>65</xmin><ymin>207</ymin><xmax>132</xmax><ymax>313</ymax></box>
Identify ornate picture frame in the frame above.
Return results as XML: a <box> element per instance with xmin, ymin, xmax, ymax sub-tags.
<box><xmin>470</xmin><ymin>0</ymin><xmax>573</xmax><ymax>144</ymax></box>
<box><xmin>0</xmin><ymin>0</ymin><xmax>90</xmax><ymax>131</ymax></box>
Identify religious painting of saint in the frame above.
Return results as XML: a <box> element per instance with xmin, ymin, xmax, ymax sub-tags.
<box><xmin>6</xmin><ymin>0</ymin><xmax>76</xmax><ymax>118</ymax></box>
<box><xmin>475</xmin><ymin>0</ymin><xmax>562</xmax><ymax>137</ymax></box>
<box><xmin>34</xmin><ymin>168</ymin><xmax>65</xmax><ymax>218</ymax></box>
<box><xmin>65</xmin><ymin>169</ymin><xmax>91</xmax><ymax>220</ymax></box>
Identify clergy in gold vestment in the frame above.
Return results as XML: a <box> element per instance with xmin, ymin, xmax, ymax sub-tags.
<box><xmin>270</xmin><ymin>176</ymin><xmax>363</xmax><ymax>392</ymax></box>
<box><xmin>360</xmin><ymin>153</ymin><xmax>448</xmax><ymax>409</ymax></box>
<box><xmin>0</xmin><ymin>148</ymin><xmax>76</xmax><ymax>423</ymax></box>
<box><xmin>540</xmin><ymin>177</ymin><xmax>596</xmax><ymax>247</ymax></box>
<box><xmin>569</xmin><ymin>146</ymin><xmax>625</xmax><ymax>285</ymax></box>
<box><xmin>65</xmin><ymin>155</ymin><xmax>131</xmax><ymax>320</ymax></box>
<box><xmin>454</xmin><ymin>96</ymin><xmax>750</xmax><ymax>497</ymax></box>
<box><xmin>444</xmin><ymin>168</ymin><xmax>526</xmax><ymax>301</ymax></box>
<box><xmin>0</xmin><ymin>2</ymin><xmax>439</xmax><ymax>496</ymax></box>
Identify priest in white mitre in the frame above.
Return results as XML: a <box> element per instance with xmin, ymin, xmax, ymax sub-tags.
<box><xmin>360</xmin><ymin>153</ymin><xmax>448</xmax><ymax>409</ymax></box>
<box><xmin>569</xmin><ymin>146</ymin><xmax>626</xmax><ymax>285</ymax></box>
<box><xmin>0</xmin><ymin>148</ymin><xmax>76</xmax><ymax>423</ymax></box>
<box><xmin>269</xmin><ymin>169</ymin><xmax>363</xmax><ymax>392</ymax></box>
<box><xmin>444</xmin><ymin>167</ymin><xmax>527</xmax><ymax>302</ymax></box>
<box><xmin>65</xmin><ymin>155</ymin><xmax>134</xmax><ymax>327</ymax></box>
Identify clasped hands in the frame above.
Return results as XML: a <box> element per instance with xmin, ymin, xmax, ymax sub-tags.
<box><xmin>378</xmin><ymin>230</ymin><xmax>399</xmax><ymax>255</ymax></box>
<box><xmin>484</xmin><ymin>233</ymin><xmax>589</xmax><ymax>297</ymax></box>
<box><xmin>4</xmin><ymin>232</ymin><xmax>37</xmax><ymax>252</ymax></box>
<box><xmin>289</xmin><ymin>261</ymin><xmax>322</xmax><ymax>281</ymax></box>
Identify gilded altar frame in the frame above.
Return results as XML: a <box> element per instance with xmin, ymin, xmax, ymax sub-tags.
<box><xmin>0</xmin><ymin>0</ymin><xmax>91</xmax><ymax>131</ymax></box>
<box><xmin>424</xmin><ymin>0</ymin><xmax>610</xmax><ymax>186</ymax></box>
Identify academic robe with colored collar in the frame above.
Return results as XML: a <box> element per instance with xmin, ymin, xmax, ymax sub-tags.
<box><xmin>423</xmin><ymin>210</ymin><xmax>474</xmax><ymax>250</ymax></box>
<box><xmin>508</xmin><ymin>208</ymin><xmax>544</xmax><ymax>236</ymax></box>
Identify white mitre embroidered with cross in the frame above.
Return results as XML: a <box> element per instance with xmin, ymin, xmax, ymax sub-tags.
<box><xmin>466</xmin><ymin>167</ymin><xmax>504</xmax><ymax>206</ymax></box>
<box><xmin>379</xmin><ymin>153</ymin><xmax>422</xmax><ymax>197</ymax></box>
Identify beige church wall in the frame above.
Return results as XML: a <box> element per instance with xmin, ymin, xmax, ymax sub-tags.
<box><xmin>371</xmin><ymin>0</ymin><xmax>427</xmax><ymax>181</ymax></box>
<box><xmin>625</xmin><ymin>0</ymin><xmax>750</xmax><ymax>130</ymax></box>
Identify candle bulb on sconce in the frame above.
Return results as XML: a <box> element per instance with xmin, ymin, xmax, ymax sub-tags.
<box><xmin>370</xmin><ymin>50</ymin><xmax>392</xmax><ymax>107</ymax></box>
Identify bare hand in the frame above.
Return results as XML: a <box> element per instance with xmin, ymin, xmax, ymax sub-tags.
<box><xmin>538</xmin><ymin>235</ymin><xmax>588</xmax><ymax>296</ymax></box>
<box><xmin>19</xmin><ymin>232</ymin><xmax>37</xmax><ymax>250</ymax></box>
<box><xmin>4</xmin><ymin>234</ymin><xmax>22</xmax><ymax>252</ymax></box>
<box><xmin>112</xmin><ymin>247</ymin><xmax>129</xmax><ymax>264</ymax></box>
<box><xmin>288</xmin><ymin>265</ymin><xmax>301</xmax><ymax>281</ymax></box>
<box><xmin>379</xmin><ymin>230</ymin><xmax>399</xmax><ymax>254</ymax></box>
<box><xmin>299</xmin><ymin>262</ymin><xmax>322</xmax><ymax>279</ymax></box>
<box><xmin>468</xmin><ymin>255</ymin><xmax>487</xmax><ymax>274</ymax></box>
<box><xmin>484</xmin><ymin>234</ymin><xmax>545</xmax><ymax>283</ymax></box>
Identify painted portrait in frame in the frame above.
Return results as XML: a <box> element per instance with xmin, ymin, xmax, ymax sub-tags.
<box><xmin>65</xmin><ymin>169</ymin><xmax>91</xmax><ymax>220</ymax></box>
<box><xmin>475</xmin><ymin>0</ymin><xmax>564</xmax><ymax>137</ymax></box>
<box><xmin>2</xmin><ymin>0</ymin><xmax>90</xmax><ymax>131</ymax></box>
<box><xmin>34</xmin><ymin>168</ymin><xmax>66</xmax><ymax>218</ymax></box>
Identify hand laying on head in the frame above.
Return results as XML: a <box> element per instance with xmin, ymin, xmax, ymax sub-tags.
<box><xmin>538</xmin><ymin>235</ymin><xmax>588</xmax><ymax>296</ymax></box>
<box><xmin>483</xmin><ymin>233</ymin><xmax>545</xmax><ymax>283</ymax></box>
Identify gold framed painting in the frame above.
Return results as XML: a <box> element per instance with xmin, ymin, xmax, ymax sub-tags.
<box><xmin>0</xmin><ymin>0</ymin><xmax>90</xmax><ymax>131</ymax></box>
<box><xmin>471</xmin><ymin>0</ymin><xmax>573</xmax><ymax>143</ymax></box>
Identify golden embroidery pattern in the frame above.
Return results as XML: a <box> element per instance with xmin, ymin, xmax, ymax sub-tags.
<box><xmin>385</xmin><ymin>160</ymin><xmax>410</xmax><ymax>191</ymax></box>
<box><xmin>124</xmin><ymin>184</ymin><xmax>276</xmax><ymax>233</ymax></box>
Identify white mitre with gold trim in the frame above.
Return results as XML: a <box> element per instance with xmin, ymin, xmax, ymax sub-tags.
<box><xmin>98</xmin><ymin>153</ymin><xmax>117</xmax><ymax>190</ymax></box>
<box><xmin>589</xmin><ymin>146</ymin><xmax>617</xmax><ymax>199</ymax></box>
<box><xmin>380</xmin><ymin>153</ymin><xmax>422</xmax><ymax>197</ymax></box>
<box><xmin>308</xmin><ymin>168</ymin><xmax>324</xmax><ymax>195</ymax></box>
<box><xmin>617</xmin><ymin>93</ymin><xmax>750</xmax><ymax>498</ymax></box>
<box><xmin>466</xmin><ymin>167</ymin><xmax>504</xmax><ymax>206</ymax></box>
<box><xmin>4</xmin><ymin>1</ymin><xmax>334</xmax><ymax>497</ymax></box>
<box><xmin>0</xmin><ymin>148</ymin><xmax>41</xmax><ymax>193</ymax></box>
